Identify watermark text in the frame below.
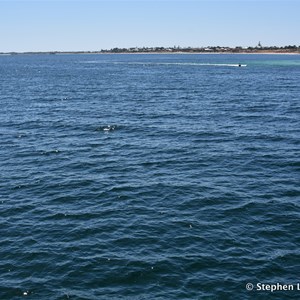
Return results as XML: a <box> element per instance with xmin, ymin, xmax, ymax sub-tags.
<box><xmin>246</xmin><ymin>283</ymin><xmax>300</xmax><ymax>292</ymax></box>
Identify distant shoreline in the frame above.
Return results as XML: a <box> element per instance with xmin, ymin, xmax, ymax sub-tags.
<box><xmin>1</xmin><ymin>46</ymin><xmax>300</xmax><ymax>56</ymax></box>
<box><xmin>1</xmin><ymin>51</ymin><xmax>299</xmax><ymax>56</ymax></box>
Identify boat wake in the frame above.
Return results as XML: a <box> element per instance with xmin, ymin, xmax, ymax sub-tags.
<box><xmin>81</xmin><ymin>61</ymin><xmax>247</xmax><ymax>67</ymax></box>
<box><xmin>124</xmin><ymin>62</ymin><xmax>247</xmax><ymax>67</ymax></box>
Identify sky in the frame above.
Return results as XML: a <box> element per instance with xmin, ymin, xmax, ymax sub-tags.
<box><xmin>0</xmin><ymin>0</ymin><xmax>299</xmax><ymax>52</ymax></box>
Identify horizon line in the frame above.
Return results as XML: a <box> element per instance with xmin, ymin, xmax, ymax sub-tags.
<box><xmin>1</xmin><ymin>45</ymin><xmax>300</xmax><ymax>54</ymax></box>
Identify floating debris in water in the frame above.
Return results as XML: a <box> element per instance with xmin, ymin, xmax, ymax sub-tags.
<box><xmin>95</xmin><ymin>124</ymin><xmax>119</xmax><ymax>133</ymax></box>
<box><xmin>103</xmin><ymin>125</ymin><xmax>116</xmax><ymax>132</ymax></box>
<box><xmin>41</xmin><ymin>149</ymin><xmax>60</xmax><ymax>155</ymax></box>
<box><xmin>96</xmin><ymin>125</ymin><xmax>117</xmax><ymax>132</ymax></box>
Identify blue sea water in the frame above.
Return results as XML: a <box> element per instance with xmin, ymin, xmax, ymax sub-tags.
<box><xmin>0</xmin><ymin>53</ymin><xmax>300</xmax><ymax>299</ymax></box>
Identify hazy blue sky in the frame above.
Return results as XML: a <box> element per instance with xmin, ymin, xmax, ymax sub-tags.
<box><xmin>0</xmin><ymin>0</ymin><xmax>299</xmax><ymax>52</ymax></box>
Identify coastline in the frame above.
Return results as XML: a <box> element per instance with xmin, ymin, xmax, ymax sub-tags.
<box><xmin>1</xmin><ymin>46</ymin><xmax>300</xmax><ymax>56</ymax></box>
<box><xmin>1</xmin><ymin>51</ymin><xmax>299</xmax><ymax>56</ymax></box>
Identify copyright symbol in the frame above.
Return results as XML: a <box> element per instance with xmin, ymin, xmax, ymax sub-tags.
<box><xmin>246</xmin><ymin>283</ymin><xmax>254</xmax><ymax>291</ymax></box>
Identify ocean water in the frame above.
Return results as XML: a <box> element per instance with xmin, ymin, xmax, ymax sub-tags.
<box><xmin>0</xmin><ymin>53</ymin><xmax>299</xmax><ymax>299</ymax></box>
